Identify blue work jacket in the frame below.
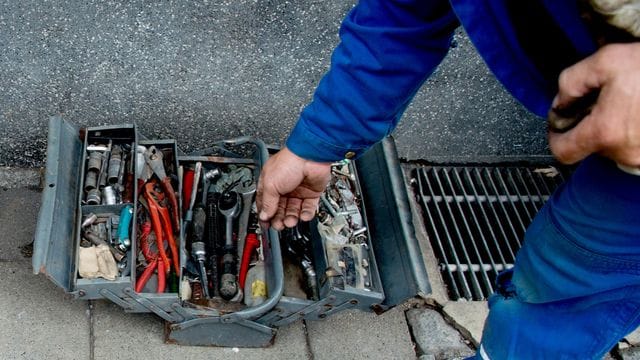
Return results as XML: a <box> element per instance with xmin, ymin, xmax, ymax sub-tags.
<box><xmin>286</xmin><ymin>0</ymin><xmax>597</xmax><ymax>161</ymax></box>
<box><xmin>286</xmin><ymin>0</ymin><xmax>640</xmax><ymax>270</ymax></box>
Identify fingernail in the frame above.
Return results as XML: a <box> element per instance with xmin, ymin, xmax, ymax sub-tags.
<box><xmin>259</xmin><ymin>211</ymin><xmax>268</xmax><ymax>221</ymax></box>
<box><xmin>300</xmin><ymin>211</ymin><xmax>314</xmax><ymax>221</ymax></box>
<box><xmin>551</xmin><ymin>94</ymin><xmax>559</xmax><ymax>108</ymax></box>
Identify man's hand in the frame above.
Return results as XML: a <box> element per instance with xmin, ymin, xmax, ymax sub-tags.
<box><xmin>549</xmin><ymin>43</ymin><xmax>640</xmax><ymax>168</ymax></box>
<box><xmin>256</xmin><ymin>147</ymin><xmax>332</xmax><ymax>230</ymax></box>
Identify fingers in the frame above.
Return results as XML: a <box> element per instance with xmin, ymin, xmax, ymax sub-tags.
<box><xmin>549</xmin><ymin>44</ymin><xmax>640</xmax><ymax>165</ymax></box>
<box><xmin>553</xmin><ymin>48</ymin><xmax>608</xmax><ymax>110</ymax></box>
<box><xmin>255</xmin><ymin>146</ymin><xmax>332</xmax><ymax>229</ymax></box>
<box><xmin>270</xmin><ymin>198</ymin><xmax>287</xmax><ymax>231</ymax></box>
<box><xmin>257</xmin><ymin>178</ymin><xmax>281</xmax><ymax>224</ymax></box>
<box><xmin>300</xmin><ymin>198</ymin><xmax>319</xmax><ymax>221</ymax></box>
<box><xmin>548</xmin><ymin>113</ymin><xmax>599</xmax><ymax>164</ymax></box>
<box><xmin>283</xmin><ymin>198</ymin><xmax>303</xmax><ymax>228</ymax></box>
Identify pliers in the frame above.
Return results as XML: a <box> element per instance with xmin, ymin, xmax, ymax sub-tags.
<box><xmin>134</xmin><ymin>217</ymin><xmax>167</xmax><ymax>293</ymax></box>
<box><xmin>143</xmin><ymin>181</ymin><xmax>180</xmax><ymax>274</ymax></box>
<box><xmin>144</xmin><ymin>146</ymin><xmax>180</xmax><ymax>231</ymax></box>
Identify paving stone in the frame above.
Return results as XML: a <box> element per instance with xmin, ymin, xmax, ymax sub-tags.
<box><xmin>0</xmin><ymin>188</ymin><xmax>41</xmax><ymax>261</ymax></box>
<box><xmin>407</xmin><ymin>308</ymin><xmax>474</xmax><ymax>359</ymax></box>
<box><xmin>306</xmin><ymin>306</ymin><xmax>416</xmax><ymax>360</ymax></box>
<box><xmin>620</xmin><ymin>346</ymin><xmax>640</xmax><ymax>360</ymax></box>
<box><xmin>626</xmin><ymin>327</ymin><xmax>640</xmax><ymax>346</ymax></box>
<box><xmin>419</xmin><ymin>355</ymin><xmax>437</xmax><ymax>360</ymax></box>
<box><xmin>93</xmin><ymin>301</ymin><xmax>309</xmax><ymax>359</ymax></box>
<box><xmin>443</xmin><ymin>300</ymin><xmax>488</xmax><ymax>345</ymax></box>
<box><xmin>0</xmin><ymin>261</ymin><xmax>90</xmax><ymax>360</ymax></box>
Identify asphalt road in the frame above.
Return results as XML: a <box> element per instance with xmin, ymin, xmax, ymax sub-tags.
<box><xmin>0</xmin><ymin>1</ymin><xmax>548</xmax><ymax>167</ymax></box>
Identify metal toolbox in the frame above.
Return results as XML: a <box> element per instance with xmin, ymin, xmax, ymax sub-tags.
<box><xmin>33</xmin><ymin>116</ymin><xmax>430</xmax><ymax>347</ymax></box>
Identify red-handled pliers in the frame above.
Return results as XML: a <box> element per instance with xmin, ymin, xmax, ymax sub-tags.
<box><xmin>143</xmin><ymin>181</ymin><xmax>180</xmax><ymax>274</ymax></box>
<box><xmin>135</xmin><ymin>219</ymin><xmax>167</xmax><ymax>293</ymax></box>
<box><xmin>144</xmin><ymin>146</ymin><xmax>180</xmax><ymax>231</ymax></box>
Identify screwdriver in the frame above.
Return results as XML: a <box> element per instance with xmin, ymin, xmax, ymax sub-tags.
<box><xmin>191</xmin><ymin>205</ymin><xmax>210</xmax><ymax>299</ymax></box>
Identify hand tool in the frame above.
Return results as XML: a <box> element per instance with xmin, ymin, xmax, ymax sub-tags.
<box><xmin>84</xmin><ymin>151</ymin><xmax>102</xmax><ymax>192</ymax></box>
<box><xmin>339</xmin><ymin>246</ymin><xmax>357</xmax><ymax>287</ymax></box>
<box><xmin>122</xmin><ymin>146</ymin><xmax>135</xmax><ymax>204</ymax></box>
<box><xmin>184</xmin><ymin>162</ymin><xmax>202</xmax><ymax>222</ymax></box>
<box><xmin>201</xmin><ymin>168</ymin><xmax>222</xmax><ymax>206</ymax></box>
<box><xmin>117</xmin><ymin>204</ymin><xmax>133</xmax><ymax>251</ymax></box>
<box><xmin>206</xmin><ymin>192</ymin><xmax>222</xmax><ymax>297</ymax></box>
<box><xmin>218</xmin><ymin>190</ymin><xmax>241</xmax><ymax>300</ymax></box>
<box><xmin>182</xmin><ymin>167</ymin><xmax>195</xmax><ymax>214</ymax></box>
<box><xmin>82</xmin><ymin>213</ymin><xmax>98</xmax><ymax>228</ymax></box>
<box><xmin>98</xmin><ymin>141</ymin><xmax>112</xmax><ymax>190</ymax></box>
<box><xmin>108</xmin><ymin>145</ymin><xmax>122</xmax><ymax>184</ymax></box>
<box><xmin>103</xmin><ymin>185</ymin><xmax>116</xmax><ymax>205</ymax></box>
<box><xmin>190</xmin><ymin>206</ymin><xmax>210</xmax><ymax>298</ymax></box>
<box><xmin>135</xmin><ymin>145</ymin><xmax>149</xmax><ymax>184</ymax></box>
<box><xmin>301</xmin><ymin>259</ymin><xmax>319</xmax><ymax>300</ymax></box>
<box><xmin>282</xmin><ymin>225</ymin><xmax>319</xmax><ymax>299</ymax></box>
<box><xmin>144</xmin><ymin>146</ymin><xmax>180</xmax><ymax>230</ymax></box>
<box><xmin>83</xmin><ymin>230</ymin><xmax>125</xmax><ymax>262</ymax></box>
<box><xmin>548</xmin><ymin>91</ymin><xmax>640</xmax><ymax>176</ymax></box>
<box><xmin>116</xmin><ymin>145</ymin><xmax>128</xmax><ymax>190</ymax></box>
<box><xmin>143</xmin><ymin>181</ymin><xmax>180</xmax><ymax>274</ymax></box>
<box><xmin>238</xmin><ymin>233</ymin><xmax>260</xmax><ymax>289</ymax></box>
<box><xmin>135</xmin><ymin>215</ymin><xmax>166</xmax><ymax>293</ymax></box>
<box><xmin>234</xmin><ymin>169</ymin><xmax>256</xmax><ymax>265</ymax></box>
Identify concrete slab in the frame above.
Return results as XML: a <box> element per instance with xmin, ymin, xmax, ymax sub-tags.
<box><xmin>403</xmin><ymin>164</ymin><xmax>449</xmax><ymax>305</ymax></box>
<box><xmin>0</xmin><ymin>261</ymin><xmax>90</xmax><ymax>360</ymax></box>
<box><xmin>0</xmin><ymin>188</ymin><xmax>42</xmax><ymax>261</ymax></box>
<box><xmin>626</xmin><ymin>327</ymin><xmax>640</xmax><ymax>346</ymax></box>
<box><xmin>407</xmin><ymin>308</ymin><xmax>474</xmax><ymax>359</ymax></box>
<box><xmin>306</xmin><ymin>305</ymin><xmax>416</xmax><ymax>360</ymax></box>
<box><xmin>442</xmin><ymin>300</ymin><xmax>488</xmax><ymax>346</ymax></box>
<box><xmin>93</xmin><ymin>301</ymin><xmax>310</xmax><ymax>359</ymax></box>
<box><xmin>620</xmin><ymin>346</ymin><xmax>640</xmax><ymax>360</ymax></box>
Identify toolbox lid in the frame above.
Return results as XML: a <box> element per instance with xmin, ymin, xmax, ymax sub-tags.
<box><xmin>356</xmin><ymin>137</ymin><xmax>431</xmax><ymax>308</ymax></box>
<box><xmin>33</xmin><ymin>116</ymin><xmax>83</xmax><ymax>292</ymax></box>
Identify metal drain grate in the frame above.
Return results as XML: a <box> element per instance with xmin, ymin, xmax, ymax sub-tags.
<box><xmin>410</xmin><ymin>164</ymin><xmax>569</xmax><ymax>301</ymax></box>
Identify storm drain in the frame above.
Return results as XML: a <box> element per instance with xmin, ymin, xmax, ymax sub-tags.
<box><xmin>410</xmin><ymin>164</ymin><xmax>570</xmax><ymax>301</ymax></box>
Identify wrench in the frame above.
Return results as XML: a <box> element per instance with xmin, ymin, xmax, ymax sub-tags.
<box><xmin>234</xmin><ymin>170</ymin><xmax>256</xmax><ymax>263</ymax></box>
<box><xmin>218</xmin><ymin>190</ymin><xmax>241</xmax><ymax>300</ymax></box>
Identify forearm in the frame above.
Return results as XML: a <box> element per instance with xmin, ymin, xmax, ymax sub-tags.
<box><xmin>287</xmin><ymin>0</ymin><xmax>459</xmax><ymax>162</ymax></box>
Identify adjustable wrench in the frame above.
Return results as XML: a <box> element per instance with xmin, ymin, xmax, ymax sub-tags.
<box><xmin>218</xmin><ymin>191</ymin><xmax>241</xmax><ymax>300</ymax></box>
<box><xmin>235</xmin><ymin>174</ymin><xmax>256</xmax><ymax>264</ymax></box>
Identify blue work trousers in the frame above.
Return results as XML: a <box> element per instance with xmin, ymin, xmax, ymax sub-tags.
<box><xmin>476</xmin><ymin>155</ymin><xmax>640</xmax><ymax>359</ymax></box>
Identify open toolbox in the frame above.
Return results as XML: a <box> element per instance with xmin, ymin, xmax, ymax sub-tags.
<box><xmin>33</xmin><ymin>116</ymin><xmax>431</xmax><ymax>347</ymax></box>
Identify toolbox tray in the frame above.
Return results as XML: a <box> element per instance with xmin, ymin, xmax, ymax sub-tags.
<box><xmin>33</xmin><ymin>116</ymin><xmax>430</xmax><ymax>347</ymax></box>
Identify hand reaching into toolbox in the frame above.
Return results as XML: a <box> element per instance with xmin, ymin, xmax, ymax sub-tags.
<box><xmin>257</xmin><ymin>147</ymin><xmax>331</xmax><ymax>230</ymax></box>
<box><xmin>548</xmin><ymin>43</ymin><xmax>640</xmax><ymax>171</ymax></box>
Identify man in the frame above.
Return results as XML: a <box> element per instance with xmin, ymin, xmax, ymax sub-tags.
<box><xmin>256</xmin><ymin>1</ymin><xmax>640</xmax><ymax>358</ymax></box>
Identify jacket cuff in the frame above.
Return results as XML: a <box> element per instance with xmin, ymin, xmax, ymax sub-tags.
<box><xmin>285</xmin><ymin>119</ymin><xmax>368</xmax><ymax>162</ymax></box>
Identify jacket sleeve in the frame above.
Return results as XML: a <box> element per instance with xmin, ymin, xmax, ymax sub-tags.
<box><xmin>286</xmin><ymin>0</ymin><xmax>460</xmax><ymax>162</ymax></box>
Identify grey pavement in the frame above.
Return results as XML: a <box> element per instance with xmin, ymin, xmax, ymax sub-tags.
<box><xmin>0</xmin><ymin>1</ymin><xmax>545</xmax><ymax>168</ymax></box>
<box><xmin>306</xmin><ymin>305</ymin><xmax>416</xmax><ymax>360</ymax></box>
<box><xmin>0</xmin><ymin>183</ymin><xmax>472</xmax><ymax>360</ymax></box>
<box><xmin>5</xmin><ymin>168</ymin><xmax>640</xmax><ymax>359</ymax></box>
